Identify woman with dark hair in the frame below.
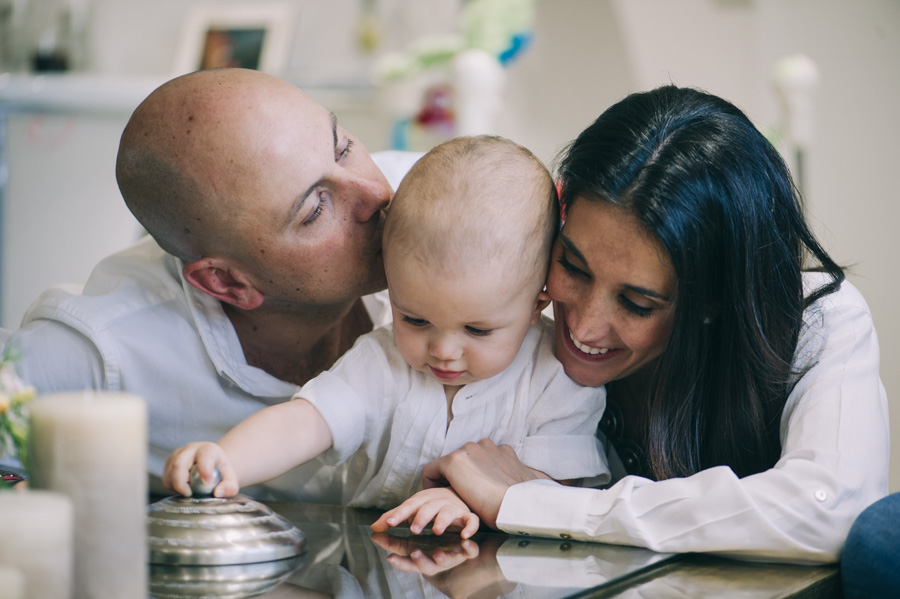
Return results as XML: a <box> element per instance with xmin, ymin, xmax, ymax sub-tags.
<box><xmin>397</xmin><ymin>85</ymin><xmax>888</xmax><ymax>563</ymax></box>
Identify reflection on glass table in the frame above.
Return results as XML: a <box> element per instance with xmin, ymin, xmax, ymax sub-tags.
<box><xmin>148</xmin><ymin>501</ymin><xmax>673</xmax><ymax>598</ymax></box>
<box><xmin>147</xmin><ymin>501</ymin><xmax>839</xmax><ymax>598</ymax></box>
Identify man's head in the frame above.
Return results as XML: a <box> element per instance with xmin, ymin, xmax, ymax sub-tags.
<box><xmin>382</xmin><ymin>135</ymin><xmax>559</xmax><ymax>386</ymax></box>
<box><xmin>116</xmin><ymin>68</ymin><xmax>392</xmax><ymax>312</ymax></box>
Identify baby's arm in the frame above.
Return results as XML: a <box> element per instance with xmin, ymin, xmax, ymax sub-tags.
<box><xmin>372</xmin><ymin>487</ymin><xmax>480</xmax><ymax>538</ymax></box>
<box><xmin>163</xmin><ymin>398</ymin><xmax>333</xmax><ymax>497</ymax></box>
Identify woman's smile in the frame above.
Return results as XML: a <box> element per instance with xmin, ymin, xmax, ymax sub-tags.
<box><xmin>569</xmin><ymin>330</ymin><xmax>611</xmax><ymax>355</ymax></box>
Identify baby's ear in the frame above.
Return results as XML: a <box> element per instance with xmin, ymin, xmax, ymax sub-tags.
<box><xmin>532</xmin><ymin>290</ymin><xmax>552</xmax><ymax>324</ymax></box>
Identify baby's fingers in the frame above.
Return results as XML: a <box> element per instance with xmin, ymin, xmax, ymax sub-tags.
<box><xmin>430</xmin><ymin>508</ymin><xmax>479</xmax><ymax>537</ymax></box>
<box><xmin>212</xmin><ymin>460</ymin><xmax>240</xmax><ymax>498</ymax></box>
<box><xmin>163</xmin><ymin>444</ymin><xmax>203</xmax><ymax>496</ymax></box>
<box><xmin>372</xmin><ymin>499</ymin><xmax>421</xmax><ymax>532</ymax></box>
<box><xmin>460</xmin><ymin>513</ymin><xmax>480</xmax><ymax>539</ymax></box>
<box><xmin>409</xmin><ymin>502</ymin><xmax>443</xmax><ymax>535</ymax></box>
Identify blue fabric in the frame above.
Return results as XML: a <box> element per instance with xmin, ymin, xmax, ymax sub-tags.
<box><xmin>841</xmin><ymin>492</ymin><xmax>900</xmax><ymax>598</ymax></box>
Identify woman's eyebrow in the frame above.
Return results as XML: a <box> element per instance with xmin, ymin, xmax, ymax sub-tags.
<box><xmin>560</xmin><ymin>234</ymin><xmax>588</xmax><ymax>264</ymax></box>
<box><xmin>625</xmin><ymin>284</ymin><xmax>671</xmax><ymax>302</ymax></box>
<box><xmin>561</xmin><ymin>233</ymin><xmax>671</xmax><ymax>301</ymax></box>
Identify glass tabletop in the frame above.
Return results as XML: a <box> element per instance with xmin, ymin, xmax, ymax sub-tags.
<box><xmin>147</xmin><ymin>501</ymin><xmax>677</xmax><ymax>598</ymax></box>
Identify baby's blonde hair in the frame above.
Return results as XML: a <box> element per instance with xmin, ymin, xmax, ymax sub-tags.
<box><xmin>384</xmin><ymin>135</ymin><xmax>558</xmax><ymax>293</ymax></box>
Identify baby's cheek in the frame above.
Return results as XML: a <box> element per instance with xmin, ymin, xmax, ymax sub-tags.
<box><xmin>393</xmin><ymin>332</ymin><xmax>423</xmax><ymax>370</ymax></box>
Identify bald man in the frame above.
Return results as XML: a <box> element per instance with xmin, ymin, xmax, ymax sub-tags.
<box><xmin>6</xmin><ymin>69</ymin><xmax>422</xmax><ymax>500</ymax></box>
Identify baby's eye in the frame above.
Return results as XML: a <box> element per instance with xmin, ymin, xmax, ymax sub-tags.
<box><xmin>402</xmin><ymin>315</ymin><xmax>428</xmax><ymax>327</ymax></box>
<box><xmin>465</xmin><ymin>326</ymin><xmax>493</xmax><ymax>337</ymax></box>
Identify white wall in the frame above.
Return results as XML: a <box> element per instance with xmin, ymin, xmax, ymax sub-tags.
<box><xmin>3</xmin><ymin>0</ymin><xmax>897</xmax><ymax>487</ymax></box>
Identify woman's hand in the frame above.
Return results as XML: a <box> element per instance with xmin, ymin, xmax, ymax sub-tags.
<box><xmin>372</xmin><ymin>487</ymin><xmax>480</xmax><ymax>538</ymax></box>
<box><xmin>162</xmin><ymin>441</ymin><xmax>239</xmax><ymax>498</ymax></box>
<box><xmin>421</xmin><ymin>439</ymin><xmax>549</xmax><ymax>529</ymax></box>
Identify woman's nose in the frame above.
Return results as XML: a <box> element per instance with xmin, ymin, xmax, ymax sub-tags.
<box><xmin>570</xmin><ymin>294</ymin><xmax>613</xmax><ymax>342</ymax></box>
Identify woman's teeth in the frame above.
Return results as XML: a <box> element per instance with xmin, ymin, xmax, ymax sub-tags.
<box><xmin>569</xmin><ymin>331</ymin><xmax>610</xmax><ymax>355</ymax></box>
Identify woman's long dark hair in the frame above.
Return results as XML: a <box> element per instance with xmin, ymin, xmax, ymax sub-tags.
<box><xmin>556</xmin><ymin>86</ymin><xmax>844</xmax><ymax>479</ymax></box>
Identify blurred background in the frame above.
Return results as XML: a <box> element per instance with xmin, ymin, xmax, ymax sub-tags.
<box><xmin>1</xmin><ymin>0</ymin><xmax>898</xmax><ymax>490</ymax></box>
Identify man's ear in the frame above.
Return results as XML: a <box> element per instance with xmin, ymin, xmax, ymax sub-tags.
<box><xmin>182</xmin><ymin>258</ymin><xmax>264</xmax><ymax>310</ymax></box>
<box><xmin>532</xmin><ymin>290</ymin><xmax>552</xmax><ymax>325</ymax></box>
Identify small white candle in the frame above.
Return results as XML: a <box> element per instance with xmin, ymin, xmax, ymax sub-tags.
<box><xmin>28</xmin><ymin>392</ymin><xmax>147</xmax><ymax>599</ymax></box>
<box><xmin>0</xmin><ymin>491</ymin><xmax>73</xmax><ymax>599</ymax></box>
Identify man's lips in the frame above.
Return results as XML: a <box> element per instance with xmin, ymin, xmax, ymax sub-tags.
<box><xmin>429</xmin><ymin>366</ymin><xmax>464</xmax><ymax>380</ymax></box>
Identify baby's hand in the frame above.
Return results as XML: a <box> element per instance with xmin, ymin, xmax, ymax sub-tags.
<box><xmin>372</xmin><ymin>488</ymin><xmax>480</xmax><ymax>539</ymax></box>
<box><xmin>162</xmin><ymin>441</ymin><xmax>240</xmax><ymax>498</ymax></box>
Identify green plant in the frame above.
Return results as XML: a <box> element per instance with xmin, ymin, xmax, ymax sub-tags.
<box><xmin>0</xmin><ymin>347</ymin><xmax>34</xmax><ymax>472</ymax></box>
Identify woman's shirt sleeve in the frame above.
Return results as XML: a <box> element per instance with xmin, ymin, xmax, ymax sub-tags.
<box><xmin>496</xmin><ymin>280</ymin><xmax>889</xmax><ymax>564</ymax></box>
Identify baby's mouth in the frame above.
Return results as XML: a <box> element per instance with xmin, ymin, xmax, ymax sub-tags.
<box><xmin>430</xmin><ymin>365</ymin><xmax>464</xmax><ymax>380</ymax></box>
<box><xmin>569</xmin><ymin>330</ymin><xmax>610</xmax><ymax>355</ymax></box>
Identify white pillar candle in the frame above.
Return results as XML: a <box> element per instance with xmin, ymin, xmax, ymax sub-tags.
<box><xmin>28</xmin><ymin>392</ymin><xmax>147</xmax><ymax>599</ymax></box>
<box><xmin>0</xmin><ymin>491</ymin><xmax>73</xmax><ymax>599</ymax></box>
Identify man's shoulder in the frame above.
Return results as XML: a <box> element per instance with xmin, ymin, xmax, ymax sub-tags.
<box><xmin>20</xmin><ymin>236</ymin><xmax>186</xmax><ymax>333</ymax></box>
<box><xmin>361</xmin><ymin>289</ymin><xmax>392</xmax><ymax>328</ymax></box>
<box><xmin>372</xmin><ymin>151</ymin><xmax>424</xmax><ymax>191</ymax></box>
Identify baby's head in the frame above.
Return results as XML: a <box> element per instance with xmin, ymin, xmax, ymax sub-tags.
<box><xmin>383</xmin><ymin>135</ymin><xmax>558</xmax><ymax>388</ymax></box>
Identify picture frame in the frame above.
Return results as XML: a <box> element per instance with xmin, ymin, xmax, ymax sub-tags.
<box><xmin>172</xmin><ymin>3</ymin><xmax>295</xmax><ymax>75</ymax></box>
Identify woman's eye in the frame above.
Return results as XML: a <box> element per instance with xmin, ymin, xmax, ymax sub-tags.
<box><xmin>556</xmin><ymin>253</ymin><xmax>588</xmax><ymax>278</ymax></box>
<box><xmin>621</xmin><ymin>296</ymin><xmax>653</xmax><ymax>318</ymax></box>
<box><xmin>465</xmin><ymin>326</ymin><xmax>492</xmax><ymax>337</ymax></box>
<box><xmin>402</xmin><ymin>315</ymin><xmax>428</xmax><ymax>327</ymax></box>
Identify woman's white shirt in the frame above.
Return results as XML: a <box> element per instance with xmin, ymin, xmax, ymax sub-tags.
<box><xmin>496</xmin><ymin>273</ymin><xmax>889</xmax><ymax>564</ymax></box>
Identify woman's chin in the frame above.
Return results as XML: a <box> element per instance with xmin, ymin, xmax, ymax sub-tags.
<box><xmin>562</xmin><ymin>355</ymin><xmax>616</xmax><ymax>387</ymax></box>
<box><xmin>556</xmin><ymin>335</ymin><xmax>620</xmax><ymax>387</ymax></box>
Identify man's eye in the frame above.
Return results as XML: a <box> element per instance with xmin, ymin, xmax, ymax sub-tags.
<box><xmin>337</xmin><ymin>138</ymin><xmax>355</xmax><ymax>161</ymax></box>
<box><xmin>466</xmin><ymin>326</ymin><xmax>492</xmax><ymax>337</ymax></box>
<box><xmin>303</xmin><ymin>194</ymin><xmax>326</xmax><ymax>225</ymax></box>
<box><xmin>402</xmin><ymin>315</ymin><xmax>428</xmax><ymax>327</ymax></box>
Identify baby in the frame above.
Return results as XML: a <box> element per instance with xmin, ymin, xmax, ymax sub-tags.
<box><xmin>164</xmin><ymin>135</ymin><xmax>607</xmax><ymax>537</ymax></box>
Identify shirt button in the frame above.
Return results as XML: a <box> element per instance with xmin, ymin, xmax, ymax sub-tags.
<box><xmin>560</xmin><ymin>533</ymin><xmax>572</xmax><ymax>539</ymax></box>
<box><xmin>814</xmin><ymin>490</ymin><xmax>828</xmax><ymax>502</ymax></box>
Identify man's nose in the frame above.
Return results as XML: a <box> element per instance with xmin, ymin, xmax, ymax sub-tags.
<box><xmin>348</xmin><ymin>172</ymin><xmax>391</xmax><ymax>223</ymax></box>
